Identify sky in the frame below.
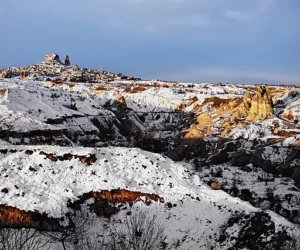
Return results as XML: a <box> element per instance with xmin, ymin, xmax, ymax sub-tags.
<box><xmin>1</xmin><ymin>0</ymin><xmax>300</xmax><ymax>84</ymax></box>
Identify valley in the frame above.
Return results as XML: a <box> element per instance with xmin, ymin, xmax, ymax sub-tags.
<box><xmin>0</xmin><ymin>54</ymin><xmax>300</xmax><ymax>249</ymax></box>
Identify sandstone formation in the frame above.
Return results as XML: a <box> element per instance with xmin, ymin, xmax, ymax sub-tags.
<box><xmin>117</xmin><ymin>96</ymin><xmax>126</xmax><ymax>104</ymax></box>
<box><xmin>280</xmin><ymin>109</ymin><xmax>297</xmax><ymax>123</ymax></box>
<box><xmin>196</xmin><ymin>112</ymin><xmax>212</xmax><ymax>130</ymax></box>
<box><xmin>91</xmin><ymin>190</ymin><xmax>164</xmax><ymax>206</ymax></box>
<box><xmin>184</xmin><ymin>124</ymin><xmax>204</xmax><ymax>140</ymax></box>
<box><xmin>114</xmin><ymin>96</ymin><xmax>128</xmax><ymax>114</ymax></box>
<box><xmin>0</xmin><ymin>205</ymin><xmax>62</xmax><ymax>230</ymax></box>
<box><xmin>246</xmin><ymin>86</ymin><xmax>273</xmax><ymax>121</ymax></box>
<box><xmin>186</xmin><ymin>86</ymin><xmax>275</xmax><ymax>139</ymax></box>
<box><xmin>186</xmin><ymin>96</ymin><xmax>198</xmax><ymax>107</ymax></box>
<box><xmin>232</xmin><ymin>86</ymin><xmax>274</xmax><ymax>122</ymax></box>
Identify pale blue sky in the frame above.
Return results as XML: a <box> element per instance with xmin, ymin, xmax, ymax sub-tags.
<box><xmin>1</xmin><ymin>0</ymin><xmax>300</xmax><ymax>84</ymax></box>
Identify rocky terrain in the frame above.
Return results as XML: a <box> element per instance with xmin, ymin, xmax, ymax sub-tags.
<box><xmin>0</xmin><ymin>53</ymin><xmax>141</xmax><ymax>84</ymax></box>
<box><xmin>0</xmin><ymin>54</ymin><xmax>300</xmax><ymax>249</ymax></box>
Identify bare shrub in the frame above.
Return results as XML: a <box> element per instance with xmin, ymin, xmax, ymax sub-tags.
<box><xmin>42</xmin><ymin>211</ymin><xmax>89</xmax><ymax>250</ymax></box>
<box><xmin>76</xmin><ymin>207</ymin><xmax>167</xmax><ymax>250</ymax></box>
<box><xmin>42</xmin><ymin>228</ymin><xmax>76</xmax><ymax>250</ymax></box>
<box><xmin>0</xmin><ymin>227</ymin><xmax>49</xmax><ymax>250</ymax></box>
<box><xmin>0</xmin><ymin>207</ymin><xmax>167</xmax><ymax>250</ymax></box>
<box><xmin>109</xmin><ymin>207</ymin><xmax>166</xmax><ymax>250</ymax></box>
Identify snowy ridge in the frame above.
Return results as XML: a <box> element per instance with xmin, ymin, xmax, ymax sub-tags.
<box><xmin>0</xmin><ymin>146</ymin><xmax>252</xmax><ymax>218</ymax></box>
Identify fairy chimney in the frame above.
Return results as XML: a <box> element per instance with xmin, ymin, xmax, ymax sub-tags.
<box><xmin>63</xmin><ymin>55</ymin><xmax>70</xmax><ymax>66</ymax></box>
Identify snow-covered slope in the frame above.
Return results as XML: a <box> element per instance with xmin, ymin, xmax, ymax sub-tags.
<box><xmin>1</xmin><ymin>78</ymin><xmax>299</xmax><ymax>148</ymax></box>
<box><xmin>0</xmin><ymin>146</ymin><xmax>250</xmax><ymax>217</ymax></box>
<box><xmin>0</xmin><ymin>146</ymin><xmax>295</xmax><ymax>249</ymax></box>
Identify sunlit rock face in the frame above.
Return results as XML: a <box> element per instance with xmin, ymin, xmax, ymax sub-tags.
<box><xmin>184</xmin><ymin>124</ymin><xmax>204</xmax><ymax>140</ymax></box>
<box><xmin>246</xmin><ymin>86</ymin><xmax>274</xmax><ymax>121</ymax></box>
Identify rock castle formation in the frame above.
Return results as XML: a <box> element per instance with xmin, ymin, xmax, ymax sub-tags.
<box><xmin>44</xmin><ymin>53</ymin><xmax>63</xmax><ymax>65</ymax></box>
<box><xmin>44</xmin><ymin>53</ymin><xmax>71</xmax><ymax>66</ymax></box>
<box><xmin>0</xmin><ymin>53</ymin><xmax>141</xmax><ymax>83</ymax></box>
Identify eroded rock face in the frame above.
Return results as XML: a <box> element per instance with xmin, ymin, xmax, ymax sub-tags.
<box><xmin>185</xmin><ymin>86</ymin><xmax>275</xmax><ymax>140</ymax></box>
<box><xmin>39</xmin><ymin>151</ymin><xmax>97</xmax><ymax>166</ymax></box>
<box><xmin>168</xmin><ymin>136</ymin><xmax>218</xmax><ymax>161</ymax></box>
<box><xmin>280</xmin><ymin>109</ymin><xmax>297</xmax><ymax>123</ymax></box>
<box><xmin>246</xmin><ymin>86</ymin><xmax>274</xmax><ymax>121</ymax></box>
<box><xmin>91</xmin><ymin>190</ymin><xmax>164</xmax><ymax>206</ymax></box>
<box><xmin>229</xmin><ymin>86</ymin><xmax>274</xmax><ymax>123</ymax></box>
<box><xmin>184</xmin><ymin>124</ymin><xmax>204</xmax><ymax>140</ymax></box>
<box><xmin>0</xmin><ymin>205</ymin><xmax>61</xmax><ymax>231</ymax></box>
<box><xmin>186</xmin><ymin>96</ymin><xmax>198</xmax><ymax>107</ymax></box>
<box><xmin>196</xmin><ymin>112</ymin><xmax>212</xmax><ymax>130</ymax></box>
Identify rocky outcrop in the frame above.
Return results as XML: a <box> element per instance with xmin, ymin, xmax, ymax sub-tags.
<box><xmin>185</xmin><ymin>86</ymin><xmax>275</xmax><ymax>140</ymax></box>
<box><xmin>44</xmin><ymin>53</ymin><xmax>62</xmax><ymax>65</ymax></box>
<box><xmin>184</xmin><ymin>124</ymin><xmax>204</xmax><ymax>140</ymax></box>
<box><xmin>208</xmin><ymin>140</ymin><xmax>240</xmax><ymax>165</ymax></box>
<box><xmin>280</xmin><ymin>109</ymin><xmax>297</xmax><ymax>123</ymax></box>
<box><xmin>196</xmin><ymin>112</ymin><xmax>212</xmax><ymax>130</ymax></box>
<box><xmin>0</xmin><ymin>205</ymin><xmax>62</xmax><ymax>231</ymax></box>
<box><xmin>63</xmin><ymin>55</ymin><xmax>70</xmax><ymax>66</ymax></box>
<box><xmin>245</xmin><ymin>86</ymin><xmax>274</xmax><ymax>121</ymax></box>
<box><xmin>0</xmin><ymin>189</ymin><xmax>162</xmax><ymax>230</ymax></box>
<box><xmin>168</xmin><ymin>136</ymin><xmax>218</xmax><ymax>161</ymax></box>
<box><xmin>91</xmin><ymin>190</ymin><xmax>164</xmax><ymax>206</ymax></box>
<box><xmin>0</xmin><ymin>53</ymin><xmax>141</xmax><ymax>82</ymax></box>
<box><xmin>279</xmin><ymin>149</ymin><xmax>300</xmax><ymax>186</ymax></box>
<box><xmin>0</xmin><ymin>69</ymin><xmax>14</xmax><ymax>78</ymax></box>
<box><xmin>186</xmin><ymin>96</ymin><xmax>198</xmax><ymax>107</ymax></box>
<box><xmin>0</xmin><ymin>128</ymin><xmax>71</xmax><ymax>146</ymax></box>
<box><xmin>39</xmin><ymin>151</ymin><xmax>97</xmax><ymax>166</ymax></box>
<box><xmin>233</xmin><ymin>86</ymin><xmax>274</xmax><ymax>122</ymax></box>
<box><xmin>220</xmin><ymin>212</ymin><xmax>292</xmax><ymax>250</ymax></box>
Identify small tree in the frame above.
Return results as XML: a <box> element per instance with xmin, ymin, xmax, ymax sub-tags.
<box><xmin>75</xmin><ymin>207</ymin><xmax>167</xmax><ymax>250</ymax></box>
